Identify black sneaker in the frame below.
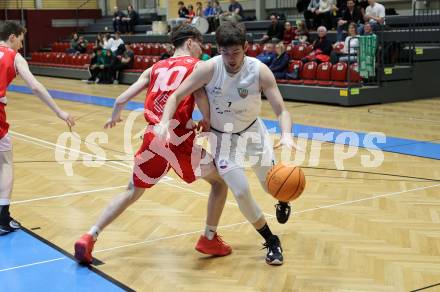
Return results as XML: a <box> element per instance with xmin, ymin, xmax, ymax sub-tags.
<box><xmin>263</xmin><ymin>235</ymin><xmax>283</xmax><ymax>265</ymax></box>
<box><xmin>275</xmin><ymin>201</ymin><xmax>291</xmax><ymax>224</ymax></box>
<box><xmin>0</xmin><ymin>217</ymin><xmax>21</xmax><ymax>236</ymax></box>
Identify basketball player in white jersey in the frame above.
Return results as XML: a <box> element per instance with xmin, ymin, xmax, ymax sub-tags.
<box><xmin>157</xmin><ymin>22</ymin><xmax>296</xmax><ymax>265</ymax></box>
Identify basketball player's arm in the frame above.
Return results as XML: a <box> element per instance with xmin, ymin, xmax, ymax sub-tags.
<box><xmin>260</xmin><ymin>64</ymin><xmax>295</xmax><ymax>150</ymax></box>
<box><xmin>105</xmin><ymin>68</ymin><xmax>151</xmax><ymax>128</ymax></box>
<box><xmin>193</xmin><ymin>87</ymin><xmax>210</xmax><ymax>132</ymax></box>
<box><xmin>158</xmin><ymin>62</ymin><xmax>213</xmax><ymax>135</ymax></box>
<box><xmin>15</xmin><ymin>54</ymin><xmax>75</xmax><ymax>127</ymax></box>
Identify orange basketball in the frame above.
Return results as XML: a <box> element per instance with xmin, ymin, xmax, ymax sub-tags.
<box><xmin>265</xmin><ymin>163</ymin><xmax>306</xmax><ymax>202</ymax></box>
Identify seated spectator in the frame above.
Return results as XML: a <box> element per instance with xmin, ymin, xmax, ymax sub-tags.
<box><xmin>169</xmin><ymin>1</ymin><xmax>190</xmax><ymax>28</ymax></box>
<box><xmin>219</xmin><ymin>0</ymin><xmax>244</xmax><ymax>25</ymax></box>
<box><xmin>260</xmin><ymin>14</ymin><xmax>284</xmax><ymax>44</ymax></box>
<box><xmin>104</xmin><ymin>32</ymin><xmax>124</xmax><ymax>54</ymax></box>
<box><xmin>204</xmin><ymin>1</ymin><xmax>214</xmax><ymax>17</ymax></box>
<box><xmin>208</xmin><ymin>0</ymin><xmax>223</xmax><ymax>32</ymax></box>
<box><xmin>67</xmin><ymin>33</ymin><xmax>80</xmax><ymax>54</ymax></box>
<box><xmin>295</xmin><ymin>20</ymin><xmax>309</xmax><ymax>43</ymax></box>
<box><xmin>111</xmin><ymin>43</ymin><xmax>135</xmax><ymax>84</ymax></box>
<box><xmin>94</xmin><ymin>32</ymin><xmax>104</xmax><ymax>48</ymax></box>
<box><xmin>363</xmin><ymin>22</ymin><xmax>374</xmax><ymax>35</ymax></box>
<box><xmin>337</xmin><ymin>0</ymin><xmax>363</xmax><ymax>41</ymax></box>
<box><xmin>186</xmin><ymin>4</ymin><xmax>196</xmax><ymax>22</ymax></box>
<box><xmin>303</xmin><ymin>26</ymin><xmax>333</xmax><ymax>63</ymax></box>
<box><xmin>83</xmin><ymin>46</ymin><xmax>103</xmax><ymax>83</ymax></box>
<box><xmin>74</xmin><ymin>36</ymin><xmax>88</xmax><ymax>54</ymax></box>
<box><xmin>160</xmin><ymin>44</ymin><xmax>175</xmax><ymax>60</ymax></box>
<box><xmin>331</xmin><ymin>23</ymin><xmax>359</xmax><ymax>64</ymax></box>
<box><xmin>195</xmin><ymin>2</ymin><xmax>204</xmax><ymax>17</ymax></box>
<box><xmin>122</xmin><ymin>5</ymin><xmax>139</xmax><ymax>34</ymax></box>
<box><xmin>83</xmin><ymin>47</ymin><xmax>113</xmax><ymax>84</ymax></box>
<box><xmin>304</xmin><ymin>0</ymin><xmax>319</xmax><ymax>30</ymax></box>
<box><xmin>283</xmin><ymin>22</ymin><xmax>297</xmax><ymax>45</ymax></box>
<box><xmin>112</xmin><ymin>6</ymin><xmax>126</xmax><ymax>33</ymax></box>
<box><xmin>269</xmin><ymin>42</ymin><xmax>290</xmax><ymax>79</ymax></box>
<box><xmin>256</xmin><ymin>43</ymin><xmax>276</xmax><ymax>65</ymax></box>
<box><xmin>359</xmin><ymin>0</ymin><xmax>385</xmax><ymax>34</ymax></box>
<box><xmin>315</xmin><ymin>0</ymin><xmax>333</xmax><ymax>30</ymax></box>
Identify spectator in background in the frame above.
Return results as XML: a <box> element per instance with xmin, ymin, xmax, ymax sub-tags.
<box><xmin>122</xmin><ymin>5</ymin><xmax>139</xmax><ymax>34</ymax></box>
<box><xmin>337</xmin><ymin>0</ymin><xmax>363</xmax><ymax>41</ymax></box>
<box><xmin>303</xmin><ymin>26</ymin><xmax>333</xmax><ymax>63</ymax></box>
<box><xmin>315</xmin><ymin>0</ymin><xmax>333</xmax><ymax>30</ymax></box>
<box><xmin>283</xmin><ymin>22</ymin><xmax>297</xmax><ymax>45</ymax></box>
<box><xmin>94</xmin><ymin>33</ymin><xmax>104</xmax><ymax>48</ymax></box>
<box><xmin>75</xmin><ymin>36</ymin><xmax>88</xmax><ymax>54</ymax></box>
<box><xmin>67</xmin><ymin>33</ymin><xmax>80</xmax><ymax>54</ymax></box>
<box><xmin>178</xmin><ymin>1</ymin><xmax>189</xmax><ymax>18</ymax></box>
<box><xmin>112</xmin><ymin>6</ymin><xmax>125</xmax><ymax>33</ymax></box>
<box><xmin>269</xmin><ymin>42</ymin><xmax>290</xmax><ymax>79</ymax></box>
<box><xmin>98</xmin><ymin>49</ymin><xmax>114</xmax><ymax>84</ymax></box>
<box><xmin>295</xmin><ymin>20</ymin><xmax>309</xmax><ymax>43</ymax></box>
<box><xmin>204</xmin><ymin>1</ymin><xmax>214</xmax><ymax>16</ymax></box>
<box><xmin>186</xmin><ymin>4</ymin><xmax>196</xmax><ymax>22</ymax></box>
<box><xmin>331</xmin><ymin>22</ymin><xmax>359</xmax><ymax>64</ymax></box>
<box><xmin>304</xmin><ymin>0</ymin><xmax>319</xmax><ymax>29</ymax></box>
<box><xmin>359</xmin><ymin>0</ymin><xmax>385</xmax><ymax>33</ymax></box>
<box><xmin>209</xmin><ymin>0</ymin><xmax>223</xmax><ymax>32</ymax></box>
<box><xmin>111</xmin><ymin>43</ymin><xmax>134</xmax><ymax>84</ymax></box>
<box><xmin>256</xmin><ymin>43</ymin><xmax>276</xmax><ymax>65</ymax></box>
<box><xmin>259</xmin><ymin>14</ymin><xmax>284</xmax><ymax>44</ymax></box>
<box><xmin>219</xmin><ymin>0</ymin><xmax>243</xmax><ymax>24</ymax></box>
<box><xmin>195</xmin><ymin>2</ymin><xmax>204</xmax><ymax>17</ymax></box>
<box><xmin>83</xmin><ymin>46</ymin><xmax>103</xmax><ymax>83</ymax></box>
<box><xmin>160</xmin><ymin>44</ymin><xmax>175</xmax><ymax>60</ymax></box>
<box><xmin>104</xmin><ymin>32</ymin><xmax>124</xmax><ymax>54</ymax></box>
<box><xmin>363</xmin><ymin>21</ymin><xmax>374</xmax><ymax>35</ymax></box>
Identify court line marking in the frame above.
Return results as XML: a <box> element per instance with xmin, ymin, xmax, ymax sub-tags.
<box><xmin>11</xmin><ymin>130</ymin><xmax>264</xmax><ymax>213</ymax></box>
<box><xmin>2</xmin><ymin>182</ymin><xmax>439</xmax><ymax>273</ymax></box>
<box><xmin>12</xmin><ymin>186</ymin><xmax>127</xmax><ymax>205</ymax></box>
<box><xmin>0</xmin><ymin>257</ymin><xmax>66</xmax><ymax>272</ymax></box>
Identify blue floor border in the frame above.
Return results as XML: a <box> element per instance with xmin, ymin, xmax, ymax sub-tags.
<box><xmin>0</xmin><ymin>227</ymin><xmax>134</xmax><ymax>292</ymax></box>
<box><xmin>8</xmin><ymin>84</ymin><xmax>440</xmax><ymax>160</ymax></box>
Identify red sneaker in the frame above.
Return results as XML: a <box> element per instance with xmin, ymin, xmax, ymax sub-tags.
<box><xmin>195</xmin><ymin>233</ymin><xmax>232</xmax><ymax>256</ymax></box>
<box><xmin>74</xmin><ymin>234</ymin><xmax>95</xmax><ymax>264</ymax></box>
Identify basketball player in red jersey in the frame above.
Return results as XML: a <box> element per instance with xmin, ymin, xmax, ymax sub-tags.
<box><xmin>0</xmin><ymin>22</ymin><xmax>75</xmax><ymax>235</ymax></box>
<box><xmin>74</xmin><ymin>24</ymin><xmax>231</xmax><ymax>264</ymax></box>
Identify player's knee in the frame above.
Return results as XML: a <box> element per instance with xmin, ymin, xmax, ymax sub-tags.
<box><xmin>232</xmin><ymin>183</ymin><xmax>252</xmax><ymax>201</ymax></box>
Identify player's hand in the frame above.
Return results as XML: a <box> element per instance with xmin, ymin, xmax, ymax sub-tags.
<box><xmin>57</xmin><ymin>110</ymin><xmax>75</xmax><ymax>128</ymax></box>
<box><xmin>153</xmin><ymin>122</ymin><xmax>170</xmax><ymax>141</ymax></box>
<box><xmin>197</xmin><ymin>118</ymin><xmax>211</xmax><ymax>133</ymax></box>
<box><xmin>104</xmin><ymin>117</ymin><xmax>123</xmax><ymax>129</ymax></box>
<box><xmin>274</xmin><ymin>134</ymin><xmax>304</xmax><ymax>152</ymax></box>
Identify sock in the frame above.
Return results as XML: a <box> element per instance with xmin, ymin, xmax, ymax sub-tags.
<box><xmin>257</xmin><ymin>223</ymin><xmax>274</xmax><ymax>242</ymax></box>
<box><xmin>0</xmin><ymin>204</ymin><xmax>10</xmax><ymax>220</ymax></box>
<box><xmin>87</xmin><ymin>226</ymin><xmax>101</xmax><ymax>241</ymax></box>
<box><xmin>204</xmin><ymin>225</ymin><xmax>217</xmax><ymax>240</ymax></box>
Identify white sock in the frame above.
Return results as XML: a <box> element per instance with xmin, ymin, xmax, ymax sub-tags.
<box><xmin>88</xmin><ymin>226</ymin><xmax>101</xmax><ymax>241</ymax></box>
<box><xmin>204</xmin><ymin>225</ymin><xmax>217</xmax><ymax>240</ymax></box>
<box><xmin>0</xmin><ymin>199</ymin><xmax>10</xmax><ymax>205</ymax></box>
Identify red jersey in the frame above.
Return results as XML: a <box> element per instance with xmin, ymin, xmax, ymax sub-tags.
<box><xmin>144</xmin><ymin>56</ymin><xmax>199</xmax><ymax>128</ymax></box>
<box><xmin>0</xmin><ymin>45</ymin><xmax>18</xmax><ymax>139</ymax></box>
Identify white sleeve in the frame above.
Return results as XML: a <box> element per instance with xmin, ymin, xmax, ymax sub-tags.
<box><xmin>379</xmin><ymin>4</ymin><xmax>385</xmax><ymax>18</ymax></box>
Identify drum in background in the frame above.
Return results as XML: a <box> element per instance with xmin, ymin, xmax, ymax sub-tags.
<box><xmin>191</xmin><ymin>17</ymin><xmax>209</xmax><ymax>34</ymax></box>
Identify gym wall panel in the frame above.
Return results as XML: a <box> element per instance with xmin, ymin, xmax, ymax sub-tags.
<box><xmin>0</xmin><ymin>1</ymin><xmax>35</xmax><ymax>9</ymax></box>
<box><xmin>42</xmin><ymin>0</ymin><xmax>98</xmax><ymax>9</ymax></box>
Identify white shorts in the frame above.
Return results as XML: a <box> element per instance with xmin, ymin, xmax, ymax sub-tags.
<box><xmin>0</xmin><ymin>134</ymin><xmax>12</xmax><ymax>152</ymax></box>
<box><xmin>209</xmin><ymin>118</ymin><xmax>276</xmax><ymax>182</ymax></box>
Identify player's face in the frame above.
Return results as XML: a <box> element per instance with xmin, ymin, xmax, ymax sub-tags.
<box><xmin>219</xmin><ymin>45</ymin><xmax>246</xmax><ymax>74</ymax></box>
<box><xmin>188</xmin><ymin>38</ymin><xmax>202</xmax><ymax>58</ymax></box>
<box><xmin>10</xmin><ymin>33</ymin><xmax>24</xmax><ymax>52</ymax></box>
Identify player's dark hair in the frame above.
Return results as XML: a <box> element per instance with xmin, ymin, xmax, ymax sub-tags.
<box><xmin>170</xmin><ymin>24</ymin><xmax>202</xmax><ymax>48</ymax></box>
<box><xmin>0</xmin><ymin>21</ymin><xmax>26</xmax><ymax>42</ymax></box>
<box><xmin>215</xmin><ymin>22</ymin><xmax>246</xmax><ymax>48</ymax></box>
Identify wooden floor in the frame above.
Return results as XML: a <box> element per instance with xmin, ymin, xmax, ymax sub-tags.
<box><xmin>7</xmin><ymin>76</ymin><xmax>440</xmax><ymax>291</ymax></box>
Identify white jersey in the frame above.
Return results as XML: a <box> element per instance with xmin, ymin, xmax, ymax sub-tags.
<box><xmin>205</xmin><ymin>55</ymin><xmax>262</xmax><ymax>133</ymax></box>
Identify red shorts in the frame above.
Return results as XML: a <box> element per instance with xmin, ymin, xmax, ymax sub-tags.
<box><xmin>132</xmin><ymin>127</ymin><xmax>203</xmax><ymax>188</ymax></box>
